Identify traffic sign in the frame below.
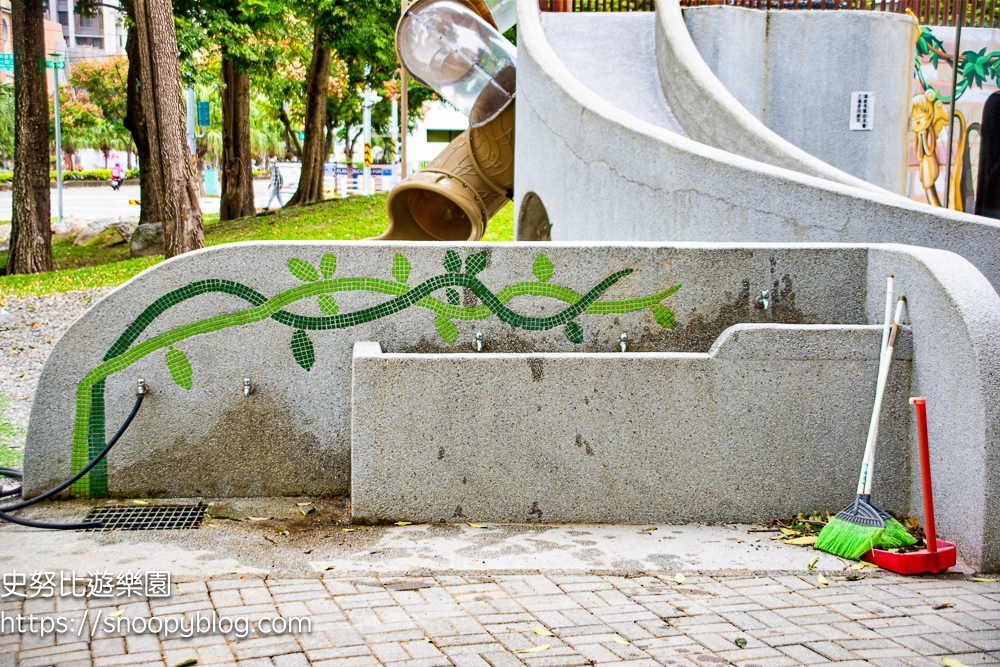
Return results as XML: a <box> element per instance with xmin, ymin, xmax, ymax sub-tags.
<box><xmin>197</xmin><ymin>101</ymin><xmax>210</xmax><ymax>127</ymax></box>
<box><xmin>0</xmin><ymin>55</ymin><xmax>64</xmax><ymax>71</ymax></box>
<box><xmin>46</xmin><ymin>60</ymin><xmax>65</xmax><ymax>69</ymax></box>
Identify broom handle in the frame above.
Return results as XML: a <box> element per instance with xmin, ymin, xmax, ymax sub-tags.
<box><xmin>860</xmin><ymin>297</ymin><xmax>905</xmax><ymax>497</ymax></box>
<box><xmin>862</xmin><ymin>278</ymin><xmax>896</xmax><ymax>497</ymax></box>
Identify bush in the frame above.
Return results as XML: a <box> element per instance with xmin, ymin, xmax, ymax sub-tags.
<box><xmin>0</xmin><ymin>169</ymin><xmax>139</xmax><ymax>184</ymax></box>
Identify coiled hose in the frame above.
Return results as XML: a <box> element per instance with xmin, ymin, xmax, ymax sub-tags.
<box><xmin>0</xmin><ymin>392</ymin><xmax>144</xmax><ymax>530</ymax></box>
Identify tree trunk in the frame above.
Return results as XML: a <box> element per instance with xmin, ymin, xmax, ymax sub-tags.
<box><xmin>5</xmin><ymin>0</ymin><xmax>51</xmax><ymax>275</ymax></box>
<box><xmin>287</xmin><ymin>31</ymin><xmax>330</xmax><ymax>207</ymax></box>
<box><xmin>129</xmin><ymin>0</ymin><xmax>203</xmax><ymax>258</ymax></box>
<box><xmin>278</xmin><ymin>107</ymin><xmax>301</xmax><ymax>158</ymax></box>
<box><xmin>123</xmin><ymin>22</ymin><xmax>156</xmax><ymax>225</ymax></box>
<box><xmin>219</xmin><ymin>56</ymin><xmax>254</xmax><ymax>220</ymax></box>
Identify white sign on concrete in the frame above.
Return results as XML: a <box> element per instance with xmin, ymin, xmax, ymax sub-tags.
<box><xmin>850</xmin><ymin>91</ymin><xmax>873</xmax><ymax>130</ymax></box>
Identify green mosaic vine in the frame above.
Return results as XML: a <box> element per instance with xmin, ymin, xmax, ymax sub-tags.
<box><xmin>71</xmin><ymin>251</ymin><xmax>681</xmax><ymax>497</ymax></box>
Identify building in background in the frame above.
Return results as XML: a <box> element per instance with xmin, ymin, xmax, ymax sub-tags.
<box><xmin>44</xmin><ymin>0</ymin><xmax>126</xmax><ymax>63</ymax></box>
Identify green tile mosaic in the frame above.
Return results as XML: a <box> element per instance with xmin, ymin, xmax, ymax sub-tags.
<box><xmin>69</xmin><ymin>253</ymin><xmax>682</xmax><ymax>497</ymax></box>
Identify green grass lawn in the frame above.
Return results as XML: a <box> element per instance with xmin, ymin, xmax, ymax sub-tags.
<box><xmin>0</xmin><ymin>392</ymin><xmax>22</xmax><ymax>469</ymax></box>
<box><xmin>0</xmin><ymin>195</ymin><xmax>515</xmax><ymax>298</ymax></box>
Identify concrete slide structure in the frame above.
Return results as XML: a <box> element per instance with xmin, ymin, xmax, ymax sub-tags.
<box><xmin>514</xmin><ymin>0</ymin><xmax>1000</xmax><ymax>294</ymax></box>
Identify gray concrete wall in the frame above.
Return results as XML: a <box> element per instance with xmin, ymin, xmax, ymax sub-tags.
<box><xmin>683</xmin><ymin>7</ymin><xmax>914</xmax><ymax>194</ymax></box>
<box><xmin>514</xmin><ymin>0</ymin><xmax>1000</xmax><ymax>299</ymax></box>
<box><xmin>21</xmin><ymin>241</ymin><xmax>1000</xmax><ymax>571</ymax></box>
<box><xmin>351</xmin><ymin>325</ymin><xmax>914</xmax><ymax>525</ymax></box>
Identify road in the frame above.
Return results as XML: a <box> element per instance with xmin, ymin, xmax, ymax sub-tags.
<box><xmin>0</xmin><ymin>181</ymin><xmax>284</xmax><ymax>222</ymax></box>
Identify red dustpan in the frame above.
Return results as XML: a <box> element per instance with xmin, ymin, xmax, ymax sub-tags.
<box><xmin>861</xmin><ymin>397</ymin><xmax>956</xmax><ymax>574</ymax></box>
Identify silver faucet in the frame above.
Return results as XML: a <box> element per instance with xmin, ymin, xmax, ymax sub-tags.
<box><xmin>620</xmin><ymin>333</ymin><xmax>628</xmax><ymax>352</ymax></box>
<box><xmin>754</xmin><ymin>290</ymin><xmax>771</xmax><ymax>310</ymax></box>
<box><xmin>243</xmin><ymin>378</ymin><xmax>255</xmax><ymax>396</ymax></box>
<box><xmin>136</xmin><ymin>378</ymin><xmax>148</xmax><ymax>395</ymax></box>
<box><xmin>474</xmin><ymin>332</ymin><xmax>483</xmax><ymax>352</ymax></box>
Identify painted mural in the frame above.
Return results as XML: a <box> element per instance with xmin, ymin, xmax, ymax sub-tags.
<box><xmin>907</xmin><ymin>23</ymin><xmax>1000</xmax><ymax>211</ymax></box>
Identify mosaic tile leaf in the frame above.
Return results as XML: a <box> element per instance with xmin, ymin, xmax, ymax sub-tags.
<box><xmin>392</xmin><ymin>254</ymin><xmax>410</xmax><ymax>283</ymax></box>
<box><xmin>166</xmin><ymin>346</ymin><xmax>193</xmax><ymax>390</ymax></box>
<box><xmin>318</xmin><ymin>294</ymin><xmax>339</xmax><ymax>315</ymax></box>
<box><xmin>465</xmin><ymin>251</ymin><xmax>488</xmax><ymax>276</ymax></box>
<box><xmin>533</xmin><ymin>254</ymin><xmax>554</xmax><ymax>283</ymax></box>
<box><xmin>653</xmin><ymin>304</ymin><xmax>676</xmax><ymax>329</ymax></box>
<box><xmin>565</xmin><ymin>321</ymin><xmax>583</xmax><ymax>344</ymax></box>
<box><xmin>290</xmin><ymin>330</ymin><xmax>315</xmax><ymax>371</ymax></box>
<box><xmin>436</xmin><ymin>314</ymin><xmax>459</xmax><ymax>344</ymax></box>
<box><xmin>320</xmin><ymin>254</ymin><xmax>337</xmax><ymax>278</ymax></box>
<box><xmin>446</xmin><ymin>288</ymin><xmax>461</xmax><ymax>306</ymax></box>
<box><xmin>444</xmin><ymin>250</ymin><xmax>462</xmax><ymax>273</ymax></box>
<box><xmin>289</xmin><ymin>258</ymin><xmax>320</xmax><ymax>282</ymax></box>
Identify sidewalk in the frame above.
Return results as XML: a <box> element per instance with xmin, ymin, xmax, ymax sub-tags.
<box><xmin>2</xmin><ymin>570</ymin><xmax>998</xmax><ymax>667</ymax></box>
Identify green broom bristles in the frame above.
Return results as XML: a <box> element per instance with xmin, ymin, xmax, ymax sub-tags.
<box><xmin>815</xmin><ymin>516</ymin><xmax>885</xmax><ymax>560</ymax></box>
<box><xmin>877</xmin><ymin>517</ymin><xmax>917</xmax><ymax>549</ymax></box>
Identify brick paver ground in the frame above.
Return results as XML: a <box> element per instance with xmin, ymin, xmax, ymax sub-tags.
<box><xmin>2</xmin><ymin>572</ymin><xmax>999</xmax><ymax>667</ymax></box>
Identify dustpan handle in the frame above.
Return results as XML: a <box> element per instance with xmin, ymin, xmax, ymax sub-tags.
<box><xmin>910</xmin><ymin>397</ymin><xmax>938</xmax><ymax>558</ymax></box>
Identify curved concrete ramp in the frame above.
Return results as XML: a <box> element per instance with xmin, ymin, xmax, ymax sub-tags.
<box><xmin>514</xmin><ymin>0</ymin><xmax>1000</xmax><ymax>295</ymax></box>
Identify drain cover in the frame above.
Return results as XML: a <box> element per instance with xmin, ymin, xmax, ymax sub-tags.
<box><xmin>83</xmin><ymin>503</ymin><xmax>206</xmax><ymax>531</ymax></box>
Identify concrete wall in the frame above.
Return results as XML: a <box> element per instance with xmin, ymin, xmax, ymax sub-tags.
<box><xmin>21</xmin><ymin>241</ymin><xmax>1000</xmax><ymax>571</ymax></box>
<box><xmin>352</xmin><ymin>326</ymin><xmax>914</xmax><ymax>524</ymax></box>
<box><xmin>683</xmin><ymin>7</ymin><xmax>913</xmax><ymax>194</ymax></box>
<box><xmin>514</xmin><ymin>0</ymin><xmax>1000</xmax><ymax>298</ymax></box>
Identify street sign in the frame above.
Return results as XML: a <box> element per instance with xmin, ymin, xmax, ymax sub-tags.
<box><xmin>0</xmin><ymin>55</ymin><xmax>64</xmax><ymax>71</ymax></box>
<box><xmin>197</xmin><ymin>101</ymin><xmax>210</xmax><ymax>127</ymax></box>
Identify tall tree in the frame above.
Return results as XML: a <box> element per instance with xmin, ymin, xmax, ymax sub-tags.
<box><xmin>123</xmin><ymin>0</ymin><xmax>204</xmax><ymax>258</ymax></box>
<box><xmin>174</xmin><ymin>0</ymin><xmax>285</xmax><ymax>221</ymax></box>
<box><xmin>5</xmin><ymin>0</ymin><xmax>51</xmax><ymax>275</ymax></box>
<box><xmin>121</xmin><ymin>23</ymin><xmax>156</xmax><ymax>225</ymax></box>
<box><xmin>286</xmin><ymin>29</ymin><xmax>331</xmax><ymax>207</ymax></box>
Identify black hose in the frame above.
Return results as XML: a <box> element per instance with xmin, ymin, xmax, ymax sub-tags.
<box><xmin>0</xmin><ymin>393</ymin><xmax>144</xmax><ymax>530</ymax></box>
<box><xmin>0</xmin><ymin>467</ymin><xmax>23</xmax><ymax>498</ymax></box>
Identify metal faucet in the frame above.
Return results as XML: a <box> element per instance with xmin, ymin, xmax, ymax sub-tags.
<box><xmin>243</xmin><ymin>378</ymin><xmax>255</xmax><ymax>396</ymax></box>
<box><xmin>474</xmin><ymin>332</ymin><xmax>483</xmax><ymax>352</ymax></box>
<box><xmin>620</xmin><ymin>333</ymin><xmax>628</xmax><ymax>352</ymax></box>
<box><xmin>136</xmin><ymin>378</ymin><xmax>148</xmax><ymax>395</ymax></box>
<box><xmin>754</xmin><ymin>290</ymin><xmax>771</xmax><ymax>310</ymax></box>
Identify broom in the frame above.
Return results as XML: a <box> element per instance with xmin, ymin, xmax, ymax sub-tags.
<box><xmin>816</xmin><ymin>292</ymin><xmax>906</xmax><ymax>559</ymax></box>
<box><xmin>862</xmin><ymin>284</ymin><xmax>917</xmax><ymax>549</ymax></box>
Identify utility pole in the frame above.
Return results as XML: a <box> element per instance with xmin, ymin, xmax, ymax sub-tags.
<box><xmin>52</xmin><ymin>39</ymin><xmax>66</xmax><ymax>229</ymax></box>
<box><xmin>944</xmin><ymin>2</ymin><xmax>967</xmax><ymax>210</ymax></box>
<box><xmin>391</xmin><ymin>92</ymin><xmax>399</xmax><ymax>186</ymax></box>
<box><xmin>400</xmin><ymin>0</ymin><xmax>408</xmax><ymax>179</ymax></box>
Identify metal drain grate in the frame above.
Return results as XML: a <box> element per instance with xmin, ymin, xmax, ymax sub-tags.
<box><xmin>83</xmin><ymin>503</ymin><xmax>206</xmax><ymax>531</ymax></box>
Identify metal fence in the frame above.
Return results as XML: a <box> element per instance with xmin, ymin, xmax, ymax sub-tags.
<box><xmin>540</xmin><ymin>0</ymin><xmax>995</xmax><ymax>28</ymax></box>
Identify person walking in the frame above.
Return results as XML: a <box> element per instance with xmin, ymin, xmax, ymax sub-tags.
<box><xmin>264</xmin><ymin>164</ymin><xmax>284</xmax><ymax>211</ymax></box>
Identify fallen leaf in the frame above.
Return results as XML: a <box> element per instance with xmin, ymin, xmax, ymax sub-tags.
<box><xmin>341</xmin><ymin>528</ymin><xmax>355</xmax><ymax>532</ymax></box>
<box><xmin>108</xmin><ymin>609</ymin><xmax>125</xmax><ymax>618</ymax></box>
<box><xmin>846</xmin><ymin>574</ymin><xmax>866</xmax><ymax>581</ymax></box>
<box><xmin>971</xmin><ymin>577</ymin><xmax>999</xmax><ymax>582</ymax></box>
<box><xmin>309</xmin><ymin>562</ymin><xmax>337</xmax><ymax>572</ymax></box>
<box><xmin>788</xmin><ymin>536</ymin><xmax>818</xmax><ymax>545</ymax></box>
<box><xmin>467</xmin><ymin>522</ymin><xmax>487</xmax><ymax>529</ymax></box>
<box><xmin>300</xmin><ymin>511</ymin><xmax>307</xmax><ymax>517</ymax></box>
<box><xmin>933</xmin><ymin>603</ymin><xmax>954</xmax><ymax>610</ymax></box>
<box><xmin>850</xmin><ymin>563</ymin><xmax>866</xmax><ymax>571</ymax></box>
<box><xmin>735</xmin><ymin>638</ymin><xmax>747</xmax><ymax>648</ymax></box>
<box><xmin>248</xmin><ymin>517</ymin><xmax>269</xmax><ymax>521</ymax></box>
<box><xmin>296</xmin><ymin>502</ymin><xmax>312</xmax><ymax>507</ymax></box>
<box><xmin>643</xmin><ymin>527</ymin><xmax>657</xmax><ymax>531</ymax></box>
<box><xmin>132</xmin><ymin>500</ymin><xmax>148</xmax><ymax>505</ymax></box>
<box><xmin>424</xmin><ymin>637</ymin><xmax>433</xmax><ymax>643</ymax></box>
<box><xmin>780</xmin><ymin>527</ymin><xmax>800</xmax><ymax>536</ymax></box>
<box><xmin>674</xmin><ymin>573</ymin><xmax>685</xmax><ymax>584</ymax></box>
<box><xmin>533</xmin><ymin>626</ymin><xmax>556</xmax><ymax>637</ymax></box>
<box><xmin>859</xmin><ymin>561</ymin><xmax>880</xmax><ymax>568</ymax></box>
<box><xmin>942</xmin><ymin>658</ymin><xmax>971</xmax><ymax>667</ymax></box>
<box><xmin>207</xmin><ymin>523</ymin><xmax>219</xmax><ymax>528</ymax></box>
<box><xmin>395</xmin><ymin>521</ymin><xmax>412</xmax><ymax>526</ymax></box>
<box><xmin>817</xmin><ymin>574</ymin><xmax>829</xmax><ymax>586</ymax></box>
<box><xmin>515</xmin><ymin>644</ymin><xmax>550</xmax><ymax>654</ymax></box>
<box><xmin>808</xmin><ymin>555</ymin><xmax>820</xmax><ymax>570</ymax></box>
<box><xmin>614</xmin><ymin>637</ymin><xmax>629</xmax><ymax>645</ymax></box>
<box><xmin>172</xmin><ymin>660</ymin><xmax>198</xmax><ymax>667</ymax></box>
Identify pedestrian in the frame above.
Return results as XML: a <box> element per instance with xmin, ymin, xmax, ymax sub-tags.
<box><xmin>264</xmin><ymin>165</ymin><xmax>283</xmax><ymax>211</ymax></box>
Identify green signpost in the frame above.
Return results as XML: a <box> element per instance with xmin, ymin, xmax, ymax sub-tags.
<box><xmin>0</xmin><ymin>54</ymin><xmax>65</xmax><ymax>72</ymax></box>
